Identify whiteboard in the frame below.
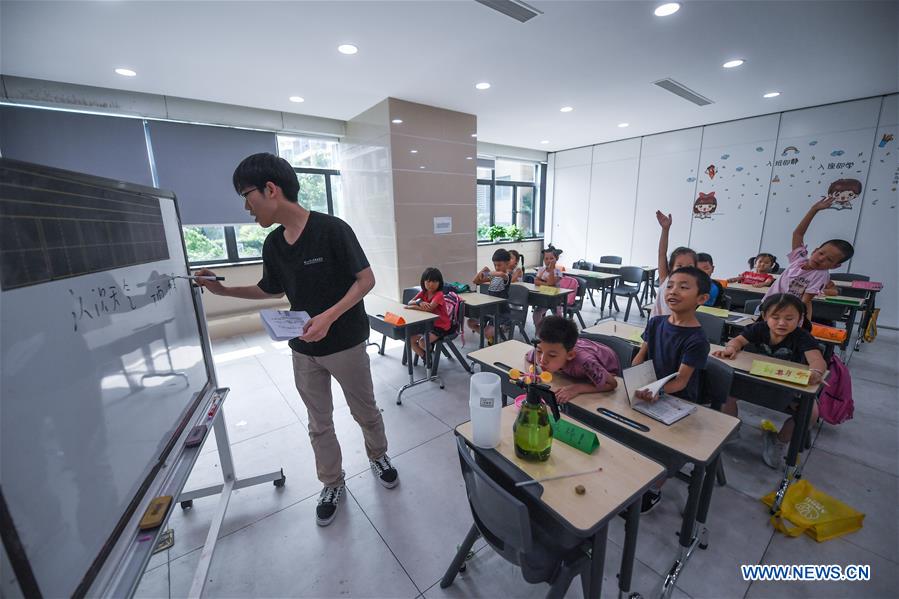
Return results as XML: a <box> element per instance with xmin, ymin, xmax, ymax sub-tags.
<box><xmin>0</xmin><ymin>160</ymin><xmax>213</xmax><ymax>597</ymax></box>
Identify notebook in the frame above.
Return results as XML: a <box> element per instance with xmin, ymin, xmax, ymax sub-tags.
<box><xmin>622</xmin><ymin>361</ymin><xmax>696</xmax><ymax>426</ymax></box>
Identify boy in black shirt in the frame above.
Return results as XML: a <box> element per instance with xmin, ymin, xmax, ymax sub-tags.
<box><xmin>196</xmin><ymin>153</ymin><xmax>397</xmax><ymax>526</ymax></box>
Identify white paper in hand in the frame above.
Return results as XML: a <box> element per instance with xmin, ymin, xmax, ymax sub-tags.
<box><xmin>260</xmin><ymin>309</ymin><xmax>311</xmax><ymax>341</ymax></box>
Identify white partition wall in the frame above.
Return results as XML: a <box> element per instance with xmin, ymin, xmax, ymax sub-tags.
<box><xmin>688</xmin><ymin>114</ymin><xmax>780</xmax><ymax>277</ymax></box>
<box><xmin>759</xmin><ymin>98</ymin><xmax>882</xmax><ymax>270</ymax></box>
<box><xmin>851</xmin><ymin>95</ymin><xmax>898</xmax><ymax>327</ymax></box>
<box><xmin>550</xmin><ymin>146</ymin><xmax>592</xmax><ymax>261</ymax></box>
<box><xmin>585</xmin><ymin>138</ymin><xmax>641</xmax><ymax>264</ymax></box>
<box><xmin>630</xmin><ymin>128</ymin><xmax>703</xmax><ymax>268</ymax></box>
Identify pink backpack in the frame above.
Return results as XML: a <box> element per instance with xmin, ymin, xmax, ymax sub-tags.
<box><xmin>442</xmin><ymin>290</ymin><xmax>465</xmax><ymax>346</ymax></box>
<box><xmin>559</xmin><ymin>275</ymin><xmax>579</xmax><ymax>307</ymax></box>
<box><xmin>818</xmin><ymin>354</ymin><xmax>854</xmax><ymax>425</ymax></box>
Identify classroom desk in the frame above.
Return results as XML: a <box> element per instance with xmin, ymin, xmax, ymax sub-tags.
<box><xmin>513</xmin><ymin>281</ymin><xmax>575</xmax><ymax>311</ymax></box>
<box><xmin>458</xmin><ymin>292</ymin><xmax>508</xmax><ymax>348</ymax></box>
<box><xmin>365</xmin><ymin>295</ymin><xmax>441</xmax><ymax>405</ymax></box>
<box><xmin>454</xmin><ymin>406</ymin><xmax>665</xmax><ymax>598</ymax></box>
<box><xmin>593</xmin><ymin>263</ymin><xmax>659</xmax><ymax>304</ymax></box>
<box><xmin>529</xmin><ymin>268</ymin><xmax>619</xmax><ymax>313</ymax></box>
<box><xmin>583</xmin><ymin>320</ymin><xmax>822</xmax><ymax>515</ymax></box>
<box><xmin>467</xmin><ymin>340</ymin><xmax>739</xmax><ymax>599</ymax></box>
<box><xmin>725</xmin><ymin>283</ymin><xmax>864</xmax><ymax>352</ymax></box>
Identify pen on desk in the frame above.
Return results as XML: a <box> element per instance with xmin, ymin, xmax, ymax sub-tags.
<box><xmin>515</xmin><ymin>467</ymin><xmax>603</xmax><ymax>487</ymax></box>
<box><xmin>177</xmin><ymin>275</ymin><xmax>226</xmax><ymax>281</ymax></box>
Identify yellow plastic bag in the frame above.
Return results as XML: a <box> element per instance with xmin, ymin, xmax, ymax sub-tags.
<box><xmin>761</xmin><ymin>479</ymin><xmax>864</xmax><ymax>542</ymax></box>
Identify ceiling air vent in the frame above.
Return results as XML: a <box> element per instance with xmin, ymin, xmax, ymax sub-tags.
<box><xmin>474</xmin><ymin>0</ymin><xmax>543</xmax><ymax>23</ymax></box>
<box><xmin>653</xmin><ymin>78</ymin><xmax>714</xmax><ymax>106</ymax></box>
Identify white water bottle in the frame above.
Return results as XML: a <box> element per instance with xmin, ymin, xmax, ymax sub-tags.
<box><xmin>469</xmin><ymin>372</ymin><xmax>503</xmax><ymax>448</ymax></box>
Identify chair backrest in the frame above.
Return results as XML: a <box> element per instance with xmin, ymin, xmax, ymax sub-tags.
<box><xmin>600</xmin><ymin>255</ymin><xmax>623</xmax><ymax>265</ymax></box>
<box><xmin>523</xmin><ymin>273</ymin><xmax>535</xmax><ymax>284</ymax></box>
<box><xmin>455</xmin><ymin>437</ymin><xmax>533</xmax><ymax>555</ymax></box>
<box><xmin>579</xmin><ymin>331</ymin><xmax>636</xmax><ymax>371</ymax></box>
<box><xmin>619</xmin><ymin>266</ymin><xmax>645</xmax><ymax>287</ymax></box>
<box><xmin>743</xmin><ymin>299</ymin><xmax>762</xmax><ymax>315</ymax></box>
<box><xmin>830</xmin><ymin>273</ymin><xmax>869</xmax><ymax>282</ymax></box>
<box><xmin>700</xmin><ymin>359</ymin><xmax>733</xmax><ymax>410</ymax></box>
<box><xmin>402</xmin><ymin>287</ymin><xmax>420</xmax><ymax>304</ymax></box>
<box><xmin>507</xmin><ymin>284</ymin><xmax>530</xmax><ymax>325</ymax></box>
<box><xmin>569</xmin><ymin>275</ymin><xmax>587</xmax><ymax>309</ymax></box>
<box><xmin>720</xmin><ymin>294</ymin><xmax>733</xmax><ymax>310</ymax></box>
<box><xmin>695</xmin><ymin>311</ymin><xmax>726</xmax><ymax>344</ymax></box>
<box><xmin>479</xmin><ymin>283</ymin><xmax>490</xmax><ymax>295</ymax></box>
<box><xmin>558</xmin><ymin>275</ymin><xmax>580</xmax><ymax>307</ymax></box>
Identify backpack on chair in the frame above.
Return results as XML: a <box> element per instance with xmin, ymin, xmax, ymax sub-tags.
<box><xmin>818</xmin><ymin>354</ymin><xmax>854</xmax><ymax>425</ymax></box>
<box><xmin>442</xmin><ymin>289</ymin><xmax>466</xmax><ymax>346</ymax></box>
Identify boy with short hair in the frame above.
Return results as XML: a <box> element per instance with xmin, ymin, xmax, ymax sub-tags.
<box><xmin>764</xmin><ymin>197</ymin><xmax>855</xmax><ymax>319</ymax></box>
<box><xmin>526</xmin><ymin>316</ymin><xmax>619</xmax><ymax>403</ymax></box>
<box><xmin>632</xmin><ymin>265</ymin><xmax>712</xmax><ymax>512</ymax></box>
<box><xmin>696</xmin><ymin>252</ymin><xmax>725</xmax><ymax>308</ymax></box>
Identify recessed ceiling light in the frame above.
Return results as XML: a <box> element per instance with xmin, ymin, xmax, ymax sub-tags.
<box><xmin>471</xmin><ymin>134</ymin><xmax>477</xmax><ymax>138</ymax></box>
<box><xmin>419</xmin><ymin>166</ymin><xmax>426</xmax><ymax>169</ymax></box>
<box><xmin>391</xmin><ymin>118</ymin><xmax>403</xmax><ymax>124</ymax></box>
<box><xmin>540</xmin><ymin>140</ymin><xmax>549</xmax><ymax>144</ymax></box>
<box><xmin>654</xmin><ymin>3</ymin><xmax>680</xmax><ymax>17</ymax></box>
<box><xmin>618</xmin><ymin>122</ymin><xmax>629</xmax><ymax>128</ymax></box>
<box><xmin>560</xmin><ymin>106</ymin><xmax>573</xmax><ymax>113</ymax></box>
<box><xmin>763</xmin><ymin>91</ymin><xmax>781</xmax><ymax>98</ymax></box>
<box><xmin>338</xmin><ymin>44</ymin><xmax>358</xmax><ymax>55</ymax></box>
<box><xmin>410</xmin><ymin>150</ymin><xmax>418</xmax><ymax>154</ymax></box>
<box><xmin>722</xmin><ymin>59</ymin><xmax>745</xmax><ymax>69</ymax></box>
<box><xmin>288</xmin><ymin>96</ymin><xmax>305</xmax><ymax>103</ymax></box>
<box><xmin>475</xmin><ymin>82</ymin><xmax>491</xmax><ymax>90</ymax></box>
<box><xmin>114</xmin><ymin>68</ymin><xmax>136</xmax><ymax>77</ymax></box>
<box><xmin>466</xmin><ymin>156</ymin><xmax>473</xmax><ymax>160</ymax></box>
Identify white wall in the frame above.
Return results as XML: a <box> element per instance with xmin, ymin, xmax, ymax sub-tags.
<box><xmin>549</xmin><ymin>147</ymin><xmax>592</xmax><ymax>261</ymax></box>
<box><xmin>759</xmin><ymin>97</ymin><xmax>882</xmax><ymax>271</ymax></box>
<box><xmin>548</xmin><ymin>94</ymin><xmax>898</xmax><ymax>327</ymax></box>
<box><xmin>585</xmin><ymin>138</ymin><xmax>641</xmax><ymax>264</ymax></box>
<box><xmin>688</xmin><ymin>114</ymin><xmax>780</xmax><ymax>277</ymax></box>
<box><xmin>851</xmin><ymin>95</ymin><xmax>898</xmax><ymax>327</ymax></box>
<box><xmin>631</xmin><ymin>128</ymin><xmax>703</xmax><ymax>269</ymax></box>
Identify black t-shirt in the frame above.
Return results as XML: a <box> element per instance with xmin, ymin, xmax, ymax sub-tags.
<box><xmin>641</xmin><ymin>316</ymin><xmax>709</xmax><ymax>403</ymax></box>
<box><xmin>257</xmin><ymin>212</ymin><xmax>371</xmax><ymax>357</ymax></box>
<box><xmin>740</xmin><ymin>321</ymin><xmax>819</xmax><ymax>364</ymax></box>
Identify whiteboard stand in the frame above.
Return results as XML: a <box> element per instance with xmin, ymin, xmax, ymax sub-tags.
<box><xmin>179</xmin><ymin>406</ymin><xmax>286</xmax><ymax>598</ymax></box>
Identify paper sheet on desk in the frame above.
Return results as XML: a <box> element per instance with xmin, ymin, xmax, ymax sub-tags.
<box><xmin>260</xmin><ymin>309</ymin><xmax>311</xmax><ymax>341</ymax></box>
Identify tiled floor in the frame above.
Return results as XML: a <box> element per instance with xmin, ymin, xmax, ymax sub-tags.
<box><xmin>135</xmin><ymin>300</ymin><xmax>899</xmax><ymax>598</ymax></box>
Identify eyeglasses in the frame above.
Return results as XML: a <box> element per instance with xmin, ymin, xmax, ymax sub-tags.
<box><xmin>238</xmin><ymin>187</ymin><xmax>259</xmax><ymax>201</ymax></box>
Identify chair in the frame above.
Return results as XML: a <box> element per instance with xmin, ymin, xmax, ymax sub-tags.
<box><xmin>695</xmin><ymin>311</ymin><xmax>726</xmax><ymax>344</ymax></box>
<box><xmin>506</xmin><ymin>284</ymin><xmax>531</xmax><ymax>343</ymax></box>
<box><xmin>699</xmin><ymin>360</ymin><xmax>735</xmax><ymax>486</ymax></box>
<box><xmin>599</xmin><ymin>255</ymin><xmax>623</xmax><ymax>265</ymax></box>
<box><xmin>720</xmin><ymin>294</ymin><xmax>732</xmax><ymax>311</ymax></box>
<box><xmin>440</xmin><ymin>437</ymin><xmax>591</xmax><ymax>597</ymax></box>
<box><xmin>580</xmin><ymin>331</ymin><xmax>637</xmax><ymax>370</ymax></box>
<box><xmin>609</xmin><ymin>267</ymin><xmax>645</xmax><ymax>322</ymax></box>
<box><xmin>562</xmin><ymin>275</ymin><xmax>588</xmax><ymax>329</ymax></box>
<box><xmin>523</xmin><ymin>273</ymin><xmax>536</xmax><ymax>284</ymax></box>
<box><xmin>743</xmin><ymin>299</ymin><xmax>761</xmax><ymax>315</ymax></box>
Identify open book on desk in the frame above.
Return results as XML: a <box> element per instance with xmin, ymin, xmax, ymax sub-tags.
<box><xmin>622</xmin><ymin>361</ymin><xmax>696</xmax><ymax>425</ymax></box>
<box><xmin>260</xmin><ymin>309</ymin><xmax>311</xmax><ymax>341</ymax></box>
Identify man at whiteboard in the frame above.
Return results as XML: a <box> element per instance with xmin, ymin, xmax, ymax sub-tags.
<box><xmin>195</xmin><ymin>153</ymin><xmax>397</xmax><ymax>527</ymax></box>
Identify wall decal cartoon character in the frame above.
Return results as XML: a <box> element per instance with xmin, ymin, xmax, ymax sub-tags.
<box><xmin>705</xmin><ymin>164</ymin><xmax>717</xmax><ymax>179</ymax></box>
<box><xmin>824</xmin><ymin>179</ymin><xmax>863</xmax><ymax>210</ymax></box>
<box><xmin>879</xmin><ymin>133</ymin><xmax>894</xmax><ymax>148</ymax></box>
<box><xmin>693</xmin><ymin>192</ymin><xmax>717</xmax><ymax>219</ymax></box>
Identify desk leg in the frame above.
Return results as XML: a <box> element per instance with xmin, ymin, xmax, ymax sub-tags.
<box><xmin>771</xmin><ymin>394</ymin><xmax>814</xmax><ymax>513</ymax></box>
<box><xmin>396</xmin><ymin>324</ymin><xmax>442</xmax><ymax>405</ymax></box>
<box><xmin>619</xmin><ymin>501</ymin><xmax>641</xmax><ymax>598</ymax></box>
<box><xmin>586</xmin><ymin>523</ymin><xmax>608</xmax><ymax>599</ymax></box>
<box><xmin>696</xmin><ymin>456</ymin><xmax>719</xmax><ymax>550</ymax></box>
<box><xmin>479</xmin><ymin>310</ymin><xmax>487</xmax><ymax>348</ymax></box>
<box><xmin>660</xmin><ymin>462</ymin><xmax>707</xmax><ymax>599</ymax></box>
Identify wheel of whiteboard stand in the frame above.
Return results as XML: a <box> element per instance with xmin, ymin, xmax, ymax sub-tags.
<box><xmin>274</xmin><ymin>470</ymin><xmax>287</xmax><ymax>488</ymax></box>
<box><xmin>180</xmin><ymin>500</ymin><xmax>193</xmax><ymax>510</ymax></box>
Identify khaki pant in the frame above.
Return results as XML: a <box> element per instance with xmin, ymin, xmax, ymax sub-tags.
<box><xmin>292</xmin><ymin>342</ymin><xmax>388</xmax><ymax>487</ymax></box>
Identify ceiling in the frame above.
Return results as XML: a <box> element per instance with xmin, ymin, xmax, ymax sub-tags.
<box><xmin>2</xmin><ymin>1</ymin><xmax>897</xmax><ymax>152</ymax></box>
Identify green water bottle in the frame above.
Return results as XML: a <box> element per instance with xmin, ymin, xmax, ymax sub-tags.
<box><xmin>513</xmin><ymin>379</ymin><xmax>561</xmax><ymax>461</ymax></box>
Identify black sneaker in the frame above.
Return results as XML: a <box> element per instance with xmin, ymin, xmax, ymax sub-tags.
<box><xmin>370</xmin><ymin>455</ymin><xmax>399</xmax><ymax>488</ymax></box>
<box><xmin>641</xmin><ymin>490</ymin><xmax>661</xmax><ymax>514</ymax></box>
<box><xmin>316</xmin><ymin>483</ymin><xmax>344</xmax><ymax>526</ymax></box>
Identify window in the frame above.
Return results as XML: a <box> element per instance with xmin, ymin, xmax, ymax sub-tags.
<box><xmin>476</xmin><ymin>159</ymin><xmax>545</xmax><ymax>241</ymax></box>
<box><xmin>183</xmin><ymin>136</ymin><xmax>342</xmax><ymax>265</ymax></box>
